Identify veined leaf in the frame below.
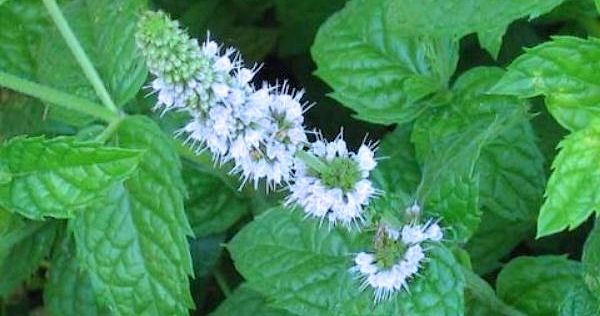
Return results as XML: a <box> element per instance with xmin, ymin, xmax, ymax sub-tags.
<box><xmin>537</xmin><ymin>123</ymin><xmax>600</xmax><ymax>237</ymax></box>
<box><xmin>184</xmin><ymin>165</ymin><xmax>249</xmax><ymax>237</ymax></box>
<box><xmin>583</xmin><ymin>221</ymin><xmax>600</xmax><ymax>299</ymax></box>
<box><xmin>74</xmin><ymin>116</ymin><xmax>193</xmax><ymax>315</ymax></box>
<box><xmin>45</xmin><ymin>237</ymin><xmax>110</xmax><ymax>316</ymax></box>
<box><xmin>229</xmin><ymin>207</ymin><xmax>464</xmax><ymax>316</ymax></box>
<box><xmin>465</xmin><ymin>211</ymin><xmax>531</xmax><ymax>275</ymax></box>
<box><xmin>413</xmin><ymin>67</ymin><xmax>530</xmax><ymax>242</ymax></box>
<box><xmin>464</xmin><ymin>268</ymin><xmax>526</xmax><ymax>316</ymax></box>
<box><xmin>386</xmin><ymin>0</ymin><xmax>566</xmax><ymax>57</ymax></box>
<box><xmin>0</xmin><ymin>0</ymin><xmax>49</xmax><ymax>79</ymax></box>
<box><xmin>559</xmin><ymin>287</ymin><xmax>600</xmax><ymax>316</ymax></box>
<box><xmin>371</xmin><ymin>125</ymin><xmax>421</xmax><ymax>195</ymax></box>
<box><xmin>209</xmin><ymin>285</ymin><xmax>294</xmax><ymax>316</ymax></box>
<box><xmin>0</xmin><ymin>136</ymin><xmax>141</xmax><ymax>219</ymax></box>
<box><xmin>497</xmin><ymin>255</ymin><xmax>583</xmax><ymax>316</ymax></box>
<box><xmin>312</xmin><ymin>0</ymin><xmax>458</xmax><ymax>125</ymax></box>
<box><xmin>492</xmin><ymin>36</ymin><xmax>600</xmax><ymax>131</ymax></box>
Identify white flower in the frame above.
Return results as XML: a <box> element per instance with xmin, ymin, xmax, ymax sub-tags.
<box><xmin>229</xmin><ymin>84</ymin><xmax>308</xmax><ymax>189</ymax></box>
<box><xmin>286</xmin><ymin>133</ymin><xmax>378</xmax><ymax>227</ymax></box>
<box><xmin>352</xmin><ymin>221</ymin><xmax>443</xmax><ymax>303</ymax></box>
<box><xmin>401</xmin><ymin>224</ymin><xmax>427</xmax><ymax>244</ymax></box>
<box><xmin>356</xmin><ymin>144</ymin><xmax>377</xmax><ymax>172</ymax></box>
<box><xmin>424</xmin><ymin>221</ymin><xmax>443</xmax><ymax>241</ymax></box>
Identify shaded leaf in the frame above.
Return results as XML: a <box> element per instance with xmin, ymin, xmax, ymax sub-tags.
<box><xmin>184</xmin><ymin>165</ymin><xmax>249</xmax><ymax>237</ymax></box>
<box><xmin>0</xmin><ymin>221</ymin><xmax>58</xmax><ymax>297</ymax></box>
<box><xmin>386</xmin><ymin>0</ymin><xmax>565</xmax><ymax>57</ymax></box>
<box><xmin>497</xmin><ymin>255</ymin><xmax>583</xmax><ymax>316</ymax></box>
<box><xmin>45</xmin><ymin>237</ymin><xmax>110</xmax><ymax>316</ymax></box>
<box><xmin>209</xmin><ymin>285</ymin><xmax>294</xmax><ymax>316</ymax></box>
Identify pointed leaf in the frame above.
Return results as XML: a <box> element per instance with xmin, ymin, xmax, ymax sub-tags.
<box><xmin>492</xmin><ymin>37</ymin><xmax>600</xmax><ymax>131</ymax></box>
<box><xmin>0</xmin><ymin>137</ymin><xmax>141</xmax><ymax>219</ymax></box>
<box><xmin>74</xmin><ymin>116</ymin><xmax>193</xmax><ymax>315</ymax></box>
<box><xmin>537</xmin><ymin>123</ymin><xmax>600</xmax><ymax>237</ymax></box>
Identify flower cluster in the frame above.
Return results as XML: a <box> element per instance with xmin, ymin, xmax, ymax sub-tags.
<box><xmin>136</xmin><ymin>11</ymin><xmax>445</xmax><ymax>305</ymax></box>
<box><xmin>286</xmin><ymin>133</ymin><xmax>378</xmax><ymax>227</ymax></box>
<box><xmin>136</xmin><ymin>11</ymin><xmax>306</xmax><ymax>188</ymax></box>
<box><xmin>353</xmin><ymin>219</ymin><xmax>443</xmax><ymax>303</ymax></box>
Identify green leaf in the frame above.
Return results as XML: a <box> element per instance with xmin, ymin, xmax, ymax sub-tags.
<box><xmin>73</xmin><ymin>116</ymin><xmax>193</xmax><ymax>315</ymax></box>
<box><xmin>0</xmin><ymin>0</ymin><xmax>49</xmax><ymax>79</ymax></box>
<box><xmin>497</xmin><ymin>255</ymin><xmax>583</xmax><ymax>316</ymax></box>
<box><xmin>37</xmin><ymin>0</ymin><xmax>147</xmax><ymax>108</ymax></box>
<box><xmin>466</xmin><ymin>211</ymin><xmax>531</xmax><ymax>275</ymax></box>
<box><xmin>209</xmin><ymin>285</ymin><xmax>294</xmax><ymax>316</ymax></box>
<box><xmin>464</xmin><ymin>268</ymin><xmax>526</xmax><ymax>316</ymax></box>
<box><xmin>275</xmin><ymin>0</ymin><xmax>345</xmax><ymax>56</ymax></box>
<box><xmin>0</xmin><ymin>90</ymin><xmax>45</xmax><ymax>141</ymax></box>
<box><xmin>413</xmin><ymin>67</ymin><xmax>529</xmax><ymax>242</ymax></box>
<box><xmin>492</xmin><ymin>37</ymin><xmax>600</xmax><ymax>131</ymax></box>
<box><xmin>559</xmin><ymin>286</ymin><xmax>600</xmax><ymax>316</ymax></box>
<box><xmin>537</xmin><ymin>123</ymin><xmax>600</xmax><ymax>237</ymax></box>
<box><xmin>0</xmin><ymin>136</ymin><xmax>141</xmax><ymax>219</ymax></box>
<box><xmin>181</xmin><ymin>0</ymin><xmax>278</xmax><ymax>62</ymax></box>
<box><xmin>45</xmin><ymin>237</ymin><xmax>110</xmax><ymax>316</ymax></box>
<box><xmin>596</xmin><ymin>0</ymin><xmax>600</xmax><ymax>13</ymax></box>
<box><xmin>190</xmin><ymin>234</ymin><xmax>224</xmax><ymax>278</ymax></box>
<box><xmin>0</xmin><ymin>221</ymin><xmax>58</xmax><ymax>297</ymax></box>
<box><xmin>311</xmin><ymin>0</ymin><xmax>459</xmax><ymax>125</ymax></box>
<box><xmin>477</xmin><ymin>115</ymin><xmax>545</xmax><ymax>222</ymax></box>
<box><xmin>386</xmin><ymin>0</ymin><xmax>565</xmax><ymax>57</ymax></box>
<box><xmin>583</xmin><ymin>221</ymin><xmax>600</xmax><ymax>299</ymax></box>
<box><xmin>184</xmin><ymin>165</ymin><xmax>249</xmax><ymax>237</ymax></box>
<box><xmin>229</xmin><ymin>207</ymin><xmax>464</xmax><ymax>316</ymax></box>
<box><xmin>371</xmin><ymin>125</ymin><xmax>421</xmax><ymax>195</ymax></box>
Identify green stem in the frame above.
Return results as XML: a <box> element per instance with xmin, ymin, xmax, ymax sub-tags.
<box><xmin>295</xmin><ymin>150</ymin><xmax>327</xmax><ymax>174</ymax></box>
<box><xmin>42</xmin><ymin>0</ymin><xmax>119</xmax><ymax>114</ymax></box>
<box><xmin>0</xmin><ymin>71</ymin><xmax>116</xmax><ymax>123</ymax></box>
<box><xmin>213</xmin><ymin>269</ymin><xmax>232</xmax><ymax>297</ymax></box>
<box><xmin>95</xmin><ymin>117</ymin><xmax>124</xmax><ymax>143</ymax></box>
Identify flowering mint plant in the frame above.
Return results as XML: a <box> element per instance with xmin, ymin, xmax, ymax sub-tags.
<box><xmin>1</xmin><ymin>0</ymin><xmax>600</xmax><ymax>315</ymax></box>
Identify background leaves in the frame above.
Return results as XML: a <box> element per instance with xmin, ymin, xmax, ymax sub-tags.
<box><xmin>312</xmin><ymin>0</ymin><xmax>458</xmax><ymax>125</ymax></box>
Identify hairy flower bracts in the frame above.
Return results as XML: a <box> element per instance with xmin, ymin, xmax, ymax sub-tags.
<box><xmin>136</xmin><ymin>11</ymin><xmax>307</xmax><ymax>188</ymax></box>
<box><xmin>230</xmin><ymin>84</ymin><xmax>308</xmax><ymax>188</ymax></box>
<box><xmin>136</xmin><ymin>11</ymin><xmax>246</xmax><ymax>113</ymax></box>
<box><xmin>286</xmin><ymin>134</ymin><xmax>378</xmax><ymax>227</ymax></box>
<box><xmin>353</xmin><ymin>211</ymin><xmax>443</xmax><ymax>303</ymax></box>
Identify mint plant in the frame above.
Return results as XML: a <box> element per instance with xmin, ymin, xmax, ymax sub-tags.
<box><xmin>1</xmin><ymin>0</ymin><xmax>600</xmax><ymax>315</ymax></box>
